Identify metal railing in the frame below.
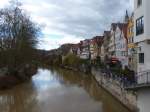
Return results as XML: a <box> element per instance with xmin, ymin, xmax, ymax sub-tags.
<box><xmin>136</xmin><ymin>70</ymin><xmax>150</xmax><ymax>84</ymax></box>
<box><xmin>124</xmin><ymin>70</ymin><xmax>150</xmax><ymax>89</ymax></box>
<box><xmin>94</xmin><ymin>66</ymin><xmax>150</xmax><ymax>88</ymax></box>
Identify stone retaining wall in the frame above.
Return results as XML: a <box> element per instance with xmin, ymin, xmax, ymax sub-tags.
<box><xmin>91</xmin><ymin>67</ymin><xmax>138</xmax><ymax>112</ymax></box>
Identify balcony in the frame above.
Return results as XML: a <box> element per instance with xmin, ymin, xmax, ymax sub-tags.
<box><xmin>125</xmin><ymin>70</ymin><xmax>150</xmax><ymax>90</ymax></box>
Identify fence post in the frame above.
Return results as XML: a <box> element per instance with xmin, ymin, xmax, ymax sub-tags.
<box><xmin>147</xmin><ymin>72</ymin><xmax>149</xmax><ymax>84</ymax></box>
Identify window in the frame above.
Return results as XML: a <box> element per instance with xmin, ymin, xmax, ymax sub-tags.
<box><xmin>137</xmin><ymin>0</ymin><xmax>142</xmax><ymax>7</ymax></box>
<box><xmin>139</xmin><ymin>53</ymin><xmax>144</xmax><ymax>63</ymax></box>
<box><xmin>129</xmin><ymin>37</ymin><xmax>134</xmax><ymax>43</ymax></box>
<box><xmin>136</xmin><ymin>16</ymin><xmax>144</xmax><ymax>36</ymax></box>
<box><xmin>132</xmin><ymin>37</ymin><xmax>134</xmax><ymax>43</ymax></box>
<box><xmin>131</xmin><ymin>27</ymin><xmax>133</xmax><ymax>33</ymax></box>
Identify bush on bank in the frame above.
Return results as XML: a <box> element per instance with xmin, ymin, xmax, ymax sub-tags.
<box><xmin>62</xmin><ymin>53</ymin><xmax>90</xmax><ymax>71</ymax></box>
<box><xmin>63</xmin><ymin>53</ymin><xmax>84</xmax><ymax>67</ymax></box>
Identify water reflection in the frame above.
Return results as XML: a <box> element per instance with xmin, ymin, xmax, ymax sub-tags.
<box><xmin>32</xmin><ymin>69</ymin><xmax>61</xmax><ymax>91</ymax></box>
<box><xmin>0</xmin><ymin>67</ymin><xmax>131</xmax><ymax>112</ymax></box>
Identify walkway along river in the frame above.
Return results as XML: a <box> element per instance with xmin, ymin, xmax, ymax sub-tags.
<box><xmin>0</xmin><ymin>67</ymin><xmax>132</xmax><ymax>112</ymax></box>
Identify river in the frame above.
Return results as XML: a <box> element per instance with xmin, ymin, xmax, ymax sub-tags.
<box><xmin>0</xmin><ymin>67</ymin><xmax>131</xmax><ymax>112</ymax></box>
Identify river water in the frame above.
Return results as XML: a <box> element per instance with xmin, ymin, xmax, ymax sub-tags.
<box><xmin>0</xmin><ymin>67</ymin><xmax>131</xmax><ymax>112</ymax></box>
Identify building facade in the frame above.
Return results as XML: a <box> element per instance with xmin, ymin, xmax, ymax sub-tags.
<box><xmin>127</xmin><ymin>14</ymin><xmax>137</xmax><ymax>72</ymax></box>
<box><xmin>108</xmin><ymin>23</ymin><xmax>117</xmax><ymax>58</ymax></box>
<box><xmin>80</xmin><ymin>40</ymin><xmax>90</xmax><ymax>60</ymax></box>
<box><xmin>115</xmin><ymin>23</ymin><xmax>128</xmax><ymax>68</ymax></box>
<box><xmin>90</xmin><ymin>38</ymin><xmax>97</xmax><ymax>61</ymax></box>
<box><xmin>90</xmin><ymin>36</ymin><xmax>103</xmax><ymax>62</ymax></box>
<box><xmin>134</xmin><ymin>0</ymin><xmax>150</xmax><ymax>73</ymax></box>
<box><xmin>100</xmin><ymin>43</ymin><xmax>105</xmax><ymax>62</ymax></box>
<box><xmin>103</xmin><ymin>31</ymin><xmax>111</xmax><ymax>62</ymax></box>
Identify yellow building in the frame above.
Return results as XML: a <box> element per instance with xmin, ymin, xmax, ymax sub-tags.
<box><xmin>127</xmin><ymin>13</ymin><xmax>137</xmax><ymax>72</ymax></box>
<box><xmin>127</xmin><ymin>14</ymin><xmax>135</xmax><ymax>49</ymax></box>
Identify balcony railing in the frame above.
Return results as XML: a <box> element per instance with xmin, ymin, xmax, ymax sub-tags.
<box><xmin>136</xmin><ymin>70</ymin><xmax>150</xmax><ymax>84</ymax></box>
<box><xmin>125</xmin><ymin>70</ymin><xmax>150</xmax><ymax>89</ymax></box>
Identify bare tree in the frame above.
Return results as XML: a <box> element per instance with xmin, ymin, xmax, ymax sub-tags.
<box><xmin>0</xmin><ymin>0</ymin><xmax>40</xmax><ymax>68</ymax></box>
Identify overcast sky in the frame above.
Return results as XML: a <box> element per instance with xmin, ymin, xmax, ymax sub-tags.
<box><xmin>0</xmin><ymin>0</ymin><xmax>133</xmax><ymax>50</ymax></box>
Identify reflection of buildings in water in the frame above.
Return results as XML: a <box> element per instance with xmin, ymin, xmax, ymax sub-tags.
<box><xmin>84</xmin><ymin>78</ymin><xmax>130</xmax><ymax>112</ymax></box>
<box><xmin>0</xmin><ymin>68</ymin><xmax>130</xmax><ymax>112</ymax></box>
<box><xmin>54</xmin><ymin>68</ymin><xmax>130</xmax><ymax>112</ymax></box>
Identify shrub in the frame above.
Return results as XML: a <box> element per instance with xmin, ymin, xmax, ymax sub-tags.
<box><xmin>63</xmin><ymin>53</ymin><xmax>85</xmax><ymax>67</ymax></box>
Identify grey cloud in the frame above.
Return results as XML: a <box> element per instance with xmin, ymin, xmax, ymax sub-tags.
<box><xmin>23</xmin><ymin>0</ymin><xmax>133</xmax><ymax>38</ymax></box>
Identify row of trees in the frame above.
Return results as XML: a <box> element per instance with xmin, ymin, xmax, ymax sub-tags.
<box><xmin>0</xmin><ymin>1</ymin><xmax>40</xmax><ymax>69</ymax></box>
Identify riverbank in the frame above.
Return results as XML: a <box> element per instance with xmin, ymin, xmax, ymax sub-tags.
<box><xmin>60</xmin><ymin>64</ymin><xmax>91</xmax><ymax>74</ymax></box>
<box><xmin>91</xmin><ymin>67</ymin><xmax>138</xmax><ymax>112</ymax></box>
<box><xmin>0</xmin><ymin>75</ymin><xmax>20</xmax><ymax>89</ymax></box>
<box><xmin>0</xmin><ymin>64</ymin><xmax>37</xmax><ymax>89</ymax></box>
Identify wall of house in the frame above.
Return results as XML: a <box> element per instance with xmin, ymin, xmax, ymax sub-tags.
<box><xmin>137</xmin><ymin>89</ymin><xmax>150</xmax><ymax>112</ymax></box>
<box><xmin>137</xmin><ymin>41</ymin><xmax>150</xmax><ymax>73</ymax></box>
<box><xmin>115</xmin><ymin>27</ymin><xmax>128</xmax><ymax>68</ymax></box>
<box><xmin>134</xmin><ymin>0</ymin><xmax>150</xmax><ymax>74</ymax></box>
<box><xmin>90</xmin><ymin>44</ymin><xmax>95</xmax><ymax>60</ymax></box>
<box><xmin>77</xmin><ymin>48</ymin><xmax>81</xmax><ymax>57</ymax></box>
<box><xmin>109</xmin><ymin>31</ymin><xmax>115</xmax><ymax>57</ymax></box>
<box><xmin>127</xmin><ymin>16</ymin><xmax>137</xmax><ymax>71</ymax></box>
<box><xmin>134</xmin><ymin>0</ymin><xmax>150</xmax><ymax>43</ymax></box>
<box><xmin>144</xmin><ymin>0</ymin><xmax>150</xmax><ymax>38</ymax></box>
<box><xmin>134</xmin><ymin>0</ymin><xmax>144</xmax><ymax>43</ymax></box>
<box><xmin>101</xmin><ymin>44</ymin><xmax>105</xmax><ymax>61</ymax></box>
<box><xmin>80</xmin><ymin>47</ymin><xmax>90</xmax><ymax>59</ymax></box>
<box><xmin>80</xmin><ymin>40</ymin><xmax>90</xmax><ymax>60</ymax></box>
<box><xmin>103</xmin><ymin>36</ymin><xmax>110</xmax><ymax>57</ymax></box>
<box><xmin>127</xmin><ymin>17</ymin><xmax>134</xmax><ymax>39</ymax></box>
<box><xmin>136</xmin><ymin>41</ymin><xmax>150</xmax><ymax>88</ymax></box>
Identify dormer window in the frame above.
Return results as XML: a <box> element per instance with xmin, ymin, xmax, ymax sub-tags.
<box><xmin>137</xmin><ymin>0</ymin><xmax>142</xmax><ymax>7</ymax></box>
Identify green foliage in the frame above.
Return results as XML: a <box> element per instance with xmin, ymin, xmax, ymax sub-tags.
<box><xmin>98</xmin><ymin>62</ymin><xmax>105</xmax><ymax>69</ymax></box>
<box><xmin>63</xmin><ymin>53</ymin><xmax>86</xmax><ymax>67</ymax></box>
<box><xmin>111</xmin><ymin>67</ymin><xmax>123</xmax><ymax>76</ymax></box>
<box><xmin>121</xmin><ymin>67</ymin><xmax>131</xmax><ymax>76</ymax></box>
<box><xmin>53</xmin><ymin>55</ymin><xmax>62</xmax><ymax>66</ymax></box>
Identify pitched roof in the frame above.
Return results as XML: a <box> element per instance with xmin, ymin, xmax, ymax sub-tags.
<box><xmin>117</xmin><ymin>23</ymin><xmax>128</xmax><ymax>39</ymax></box>
<box><xmin>111</xmin><ymin>23</ymin><xmax>118</xmax><ymax>31</ymax></box>
<box><xmin>103</xmin><ymin>31</ymin><xmax>111</xmax><ymax>38</ymax></box>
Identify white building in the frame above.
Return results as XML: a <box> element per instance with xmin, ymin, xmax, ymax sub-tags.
<box><xmin>108</xmin><ymin>23</ymin><xmax>117</xmax><ymax>57</ymax></box>
<box><xmin>80</xmin><ymin>40</ymin><xmax>90</xmax><ymax>60</ymax></box>
<box><xmin>101</xmin><ymin>43</ymin><xmax>105</xmax><ymax>61</ymax></box>
<box><xmin>90</xmin><ymin>39</ymin><xmax>96</xmax><ymax>60</ymax></box>
<box><xmin>134</xmin><ymin>0</ymin><xmax>150</xmax><ymax>73</ymax></box>
<box><xmin>115</xmin><ymin>23</ymin><xmax>128</xmax><ymax>68</ymax></box>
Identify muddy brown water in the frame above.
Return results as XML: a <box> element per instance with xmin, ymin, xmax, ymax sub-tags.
<box><xmin>0</xmin><ymin>67</ymin><xmax>131</xmax><ymax>112</ymax></box>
